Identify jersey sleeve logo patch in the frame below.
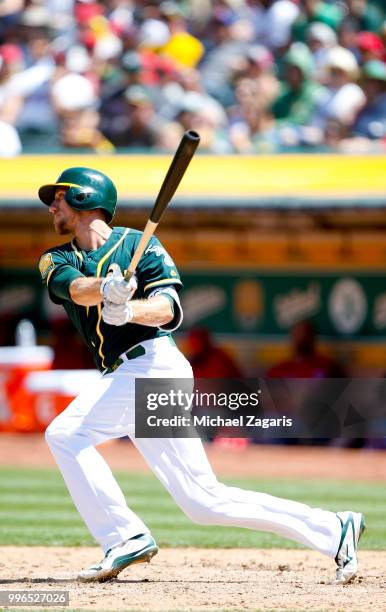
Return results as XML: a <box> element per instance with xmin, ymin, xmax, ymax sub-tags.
<box><xmin>145</xmin><ymin>244</ymin><xmax>174</xmax><ymax>267</ymax></box>
<box><xmin>39</xmin><ymin>253</ymin><xmax>55</xmax><ymax>280</ymax></box>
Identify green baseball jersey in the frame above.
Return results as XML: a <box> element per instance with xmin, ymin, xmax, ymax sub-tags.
<box><xmin>39</xmin><ymin>227</ymin><xmax>182</xmax><ymax>372</ymax></box>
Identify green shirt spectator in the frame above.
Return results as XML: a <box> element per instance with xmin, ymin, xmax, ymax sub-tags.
<box><xmin>292</xmin><ymin>1</ymin><xmax>344</xmax><ymax>43</ymax></box>
<box><xmin>346</xmin><ymin>0</ymin><xmax>385</xmax><ymax>33</ymax></box>
<box><xmin>271</xmin><ymin>43</ymin><xmax>324</xmax><ymax>125</ymax></box>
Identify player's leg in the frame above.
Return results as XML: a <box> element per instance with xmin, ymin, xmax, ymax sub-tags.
<box><xmin>125</xmin><ymin>339</ymin><xmax>341</xmax><ymax>557</ymax></box>
<box><xmin>45</xmin><ymin>373</ymin><xmax>148</xmax><ymax>553</ymax></box>
<box><xmin>126</xmin><ymin>338</ymin><xmax>364</xmax><ymax>583</ymax></box>
<box><xmin>131</xmin><ymin>434</ymin><xmax>365</xmax><ymax>583</ymax></box>
<box><xmin>130</xmin><ymin>434</ymin><xmax>341</xmax><ymax>557</ymax></box>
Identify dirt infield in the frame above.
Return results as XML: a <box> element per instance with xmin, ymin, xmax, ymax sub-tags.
<box><xmin>1</xmin><ymin>435</ymin><xmax>385</xmax><ymax>610</ymax></box>
<box><xmin>0</xmin><ymin>547</ymin><xmax>385</xmax><ymax>611</ymax></box>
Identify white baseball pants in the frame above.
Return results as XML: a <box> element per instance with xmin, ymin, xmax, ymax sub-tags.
<box><xmin>45</xmin><ymin>336</ymin><xmax>341</xmax><ymax>557</ymax></box>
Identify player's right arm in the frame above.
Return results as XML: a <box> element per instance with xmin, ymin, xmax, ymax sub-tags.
<box><xmin>69</xmin><ymin>277</ymin><xmax>104</xmax><ymax>306</ymax></box>
<box><xmin>39</xmin><ymin>250</ymin><xmax>104</xmax><ymax>307</ymax></box>
<box><xmin>47</xmin><ymin>271</ymin><xmax>136</xmax><ymax>307</ymax></box>
<box><xmin>71</xmin><ymin>271</ymin><xmax>138</xmax><ymax>306</ymax></box>
<box><xmin>69</xmin><ymin>274</ymin><xmax>135</xmax><ymax>306</ymax></box>
<box><xmin>39</xmin><ymin>250</ymin><xmax>136</xmax><ymax>307</ymax></box>
<box><xmin>39</xmin><ymin>250</ymin><xmax>85</xmax><ymax>305</ymax></box>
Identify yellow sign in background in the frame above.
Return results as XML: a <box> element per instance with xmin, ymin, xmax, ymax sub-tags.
<box><xmin>0</xmin><ymin>154</ymin><xmax>385</xmax><ymax>200</ymax></box>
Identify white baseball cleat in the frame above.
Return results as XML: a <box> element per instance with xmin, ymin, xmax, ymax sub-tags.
<box><xmin>334</xmin><ymin>511</ymin><xmax>366</xmax><ymax>585</ymax></box>
<box><xmin>78</xmin><ymin>533</ymin><xmax>158</xmax><ymax>583</ymax></box>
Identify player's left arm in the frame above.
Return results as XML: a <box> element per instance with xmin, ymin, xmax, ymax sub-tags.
<box><xmin>131</xmin><ymin>293</ymin><xmax>175</xmax><ymax>327</ymax></box>
<box><xmin>102</xmin><ymin>293</ymin><xmax>175</xmax><ymax>327</ymax></box>
<box><xmin>144</xmin><ymin>285</ymin><xmax>183</xmax><ymax>331</ymax></box>
<box><xmin>136</xmin><ymin>236</ymin><xmax>183</xmax><ymax>330</ymax></box>
<box><xmin>102</xmin><ymin>237</ymin><xmax>183</xmax><ymax>328</ymax></box>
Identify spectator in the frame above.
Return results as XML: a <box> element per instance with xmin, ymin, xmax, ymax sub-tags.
<box><xmin>154</xmin><ymin>119</ymin><xmax>184</xmax><ymax>151</ymax></box>
<box><xmin>253</xmin><ymin>0</ymin><xmax>300</xmax><ymax>51</ymax></box>
<box><xmin>52</xmin><ymin>72</ymin><xmax>103</xmax><ymax>150</ymax></box>
<box><xmin>267</xmin><ymin>319</ymin><xmax>346</xmax><ymax>379</ymax></box>
<box><xmin>13</xmin><ymin>13</ymin><xmax>57</xmax><ymax>143</ymax></box>
<box><xmin>159</xmin><ymin>2</ymin><xmax>204</xmax><ymax>68</ymax></box>
<box><xmin>0</xmin><ymin>1</ymin><xmax>23</xmax><ymax>47</ymax></box>
<box><xmin>173</xmin><ymin>90</ymin><xmax>231</xmax><ymax>152</ymax></box>
<box><xmin>271</xmin><ymin>43</ymin><xmax>324</xmax><ymax>126</ymax></box>
<box><xmin>185</xmin><ymin>326</ymin><xmax>246</xmax><ymax>441</ymax></box>
<box><xmin>323</xmin><ymin>118</ymin><xmax>350</xmax><ymax>149</ymax></box>
<box><xmin>229</xmin><ymin>75</ymin><xmax>279</xmax><ymax>153</ymax></box>
<box><xmin>0</xmin><ymin>44</ymin><xmax>24</xmax><ymax>126</ymax></box>
<box><xmin>264</xmin><ymin>320</ymin><xmax>346</xmax><ymax>445</ymax></box>
<box><xmin>353</xmin><ymin>59</ymin><xmax>386</xmax><ymax>138</ymax></box>
<box><xmin>356</xmin><ymin>31</ymin><xmax>385</xmax><ymax>63</ymax></box>
<box><xmin>292</xmin><ymin>0</ymin><xmax>344</xmax><ymax>43</ymax></box>
<box><xmin>199</xmin><ymin>11</ymin><xmax>252</xmax><ymax>107</ymax></box>
<box><xmin>310</xmin><ymin>46</ymin><xmax>365</xmax><ymax>133</ymax></box>
<box><xmin>185</xmin><ymin>327</ymin><xmax>243</xmax><ymax>379</ymax></box>
<box><xmin>242</xmin><ymin>44</ymin><xmax>276</xmax><ymax>80</ymax></box>
<box><xmin>338</xmin><ymin>16</ymin><xmax>362</xmax><ymax>61</ymax></box>
<box><xmin>101</xmin><ymin>84</ymin><xmax>160</xmax><ymax>147</ymax></box>
<box><xmin>312</xmin><ymin>47</ymin><xmax>365</xmax><ymax>130</ymax></box>
<box><xmin>153</xmin><ymin>62</ymin><xmax>225</xmax><ymax>128</ymax></box>
<box><xmin>306</xmin><ymin>21</ymin><xmax>338</xmax><ymax>75</ymax></box>
<box><xmin>340</xmin><ymin>59</ymin><xmax>386</xmax><ymax>151</ymax></box>
<box><xmin>138</xmin><ymin>18</ymin><xmax>170</xmax><ymax>52</ymax></box>
<box><xmin>345</xmin><ymin>0</ymin><xmax>384</xmax><ymax>33</ymax></box>
<box><xmin>99</xmin><ymin>50</ymin><xmax>144</xmax><ymax>138</ymax></box>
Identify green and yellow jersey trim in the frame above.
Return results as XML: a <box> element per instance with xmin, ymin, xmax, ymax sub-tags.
<box><xmin>95</xmin><ymin>228</ymin><xmax>130</xmax><ymax>368</ymax></box>
<box><xmin>71</xmin><ymin>240</ymin><xmax>84</xmax><ymax>261</ymax></box>
<box><xmin>144</xmin><ymin>278</ymin><xmax>182</xmax><ymax>292</ymax></box>
<box><xmin>70</xmin><ymin>241</ymin><xmax>88</xmax><ymax>314</ymax></box>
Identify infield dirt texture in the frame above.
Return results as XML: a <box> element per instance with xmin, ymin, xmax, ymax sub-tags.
<box><xmin>1</xmin><ymin>435</ymin><xmax>386</xmax><ymax>611</ymax></box>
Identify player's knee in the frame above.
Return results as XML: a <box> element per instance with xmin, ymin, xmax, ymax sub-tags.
<box><xmin>45</xmin><ymin>417</ymin><xmax>72</xmax><ymax>448</ymax></box>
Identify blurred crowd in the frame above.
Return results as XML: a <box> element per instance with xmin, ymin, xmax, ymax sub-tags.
<box><xmin>0</xmin><ymin>0</ymin><xmax>385</xmax><ymax>155</ymax></box>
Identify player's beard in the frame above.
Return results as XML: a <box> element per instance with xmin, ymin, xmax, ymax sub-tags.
<box><xmin>53</xmin><ymin>216</ymin><xmax>72</xmax><ymax>235</ymax></box>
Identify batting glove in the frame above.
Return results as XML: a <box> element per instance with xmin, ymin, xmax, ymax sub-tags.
<box><xmin>100</xmin><ymin>271</ymin><xmax>137</xmax><ymax>304</ymax></box>
<box><xmin>101</xmin><ymin>300</ymin><xmax>134</xmax><ymax>326</ymax></box>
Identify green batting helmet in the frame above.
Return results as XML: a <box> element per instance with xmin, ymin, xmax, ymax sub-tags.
<box><xmin>38</xmin><ymin>167</ymin><xmax>117</xmax><ymax>223</ymax></box>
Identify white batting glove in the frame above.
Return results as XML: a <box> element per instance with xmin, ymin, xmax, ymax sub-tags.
<box><xmin>100</xmin><ymin>271</ymin><xmax>137</xmax><ymax>304</ymax></box>
<box><xmin>101</xmin><ymin>300</ymin><xmax>134</xmax><ymax>326</ymax></box>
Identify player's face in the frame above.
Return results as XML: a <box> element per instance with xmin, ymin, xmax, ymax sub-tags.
<box><xmin>49</xmin><ymin>188</ymin><xmax>77</xmax><ymax>235</ymax></box>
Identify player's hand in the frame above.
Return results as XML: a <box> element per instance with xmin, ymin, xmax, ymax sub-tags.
<box><xmin>101</xmin><ymin>300</ymin><xmax>134</xmax><ymax>326</ymax></box>
<box><xmin>100</xmin><ymin>270</ymin><xmax>137</xmax><ymax>304</ymax></box>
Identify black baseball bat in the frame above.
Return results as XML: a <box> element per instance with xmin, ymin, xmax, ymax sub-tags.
<box><xmin>125</xmin><ymin>130</ymin><xmax>200</xmax><ymax>280</ymax></box>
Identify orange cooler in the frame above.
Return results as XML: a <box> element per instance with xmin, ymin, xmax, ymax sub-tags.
<box><xmin>23</xmin><ymin>370</ymin><xmax>101</xmax><ymax>431</ymax></box>
<box><xmin>0</xmin><ymin>347</ymin><xmax>53</xmax><ymax>432</ymax></box>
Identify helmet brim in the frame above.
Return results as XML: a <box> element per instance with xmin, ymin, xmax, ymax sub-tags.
<box><xmin>38</xmin><ymin>182</ymin><xmax>80</xmax><ymax>205</ymax></box>
<box><xmin>38</xmin><ymin>184</ymin><xmax>57</xmax><ymax>205</ymax></box>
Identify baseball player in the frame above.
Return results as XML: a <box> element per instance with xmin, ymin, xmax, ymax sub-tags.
<box><xmin>39</xmin><ymin>167</ymin><xmax>364</xmax><ymax>585</ymax></box>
